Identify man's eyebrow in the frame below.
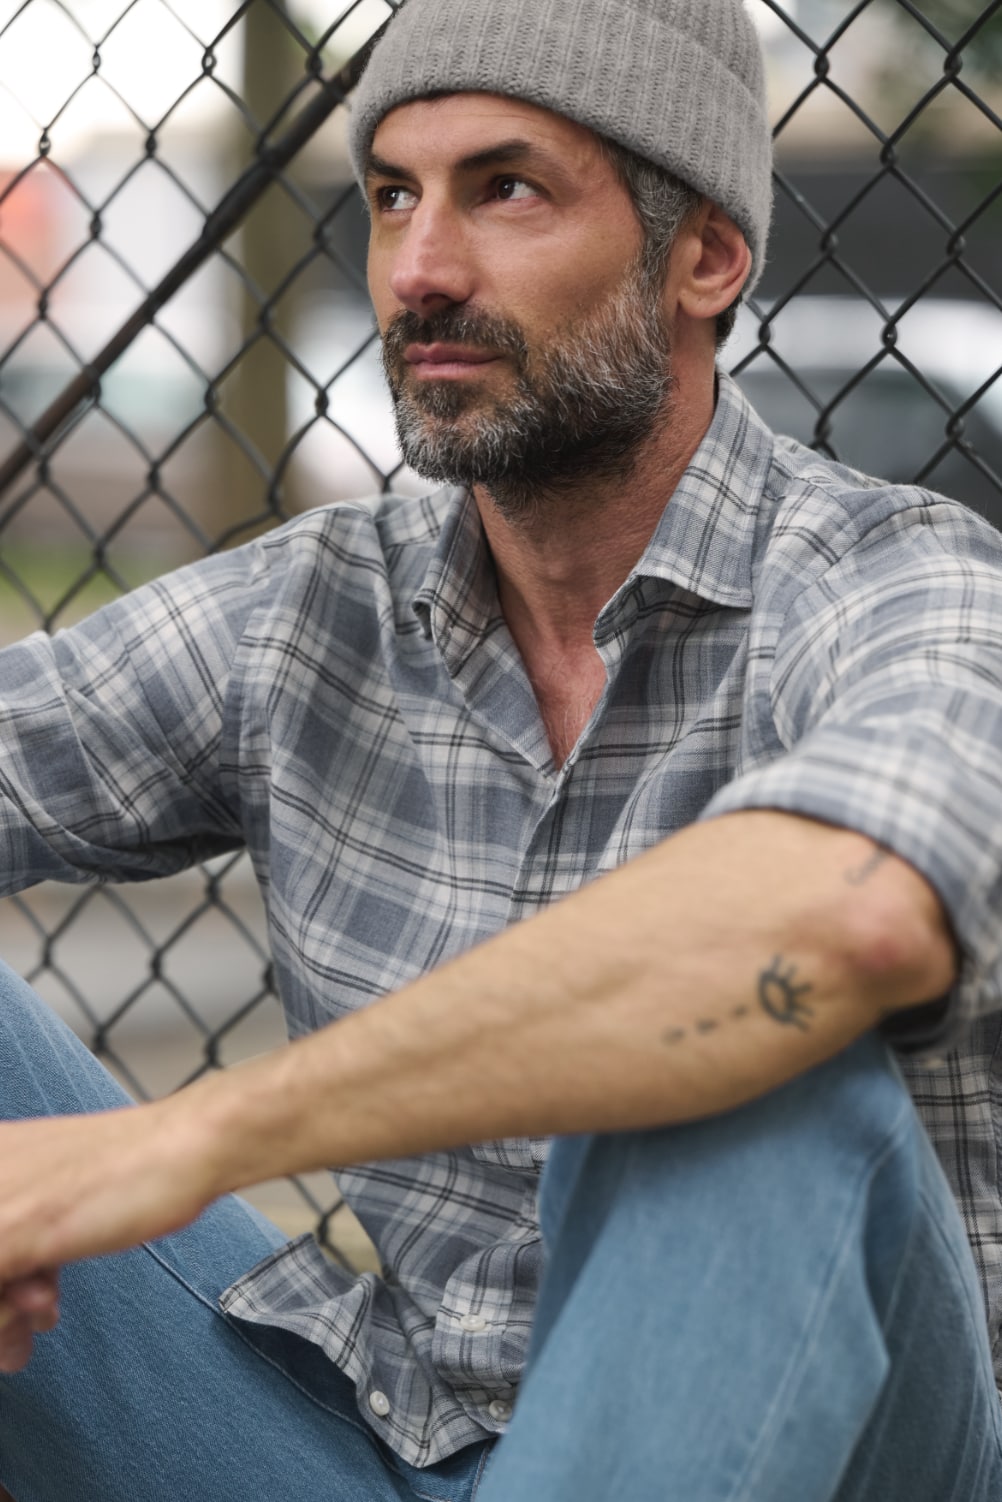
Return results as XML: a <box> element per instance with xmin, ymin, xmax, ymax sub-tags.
<box><xmin>366</xmin><ymin>140</ymin><xmax>574</xmax><ymax>188</ymax></box>
<box><xmin>454</xmin><ymin>140</ymin><xmax>562</xmax><ymax>176</ymax></box>
<box><xmin>365</xmin><ymin>152</ymin><xmax>417</xmax><ymax>185</ymax></box>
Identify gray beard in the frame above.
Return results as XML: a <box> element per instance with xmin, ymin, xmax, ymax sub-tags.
<box><xmin>380</xmin><ymin>265</ymin><xmax>673</xmax><ymax>519</ymax></box>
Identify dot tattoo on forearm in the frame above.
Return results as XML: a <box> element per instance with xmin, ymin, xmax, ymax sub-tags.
<box><xmin>659</xmin><ymin>958</ymin><xmax>814</xmax><ymax>1048</ymax></box>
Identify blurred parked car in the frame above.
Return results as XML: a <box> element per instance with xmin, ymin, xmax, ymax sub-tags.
<box><xmin>728</xmin><ymin>297</ymin><xmax>1002</xmax><ymax>530</ymax></box>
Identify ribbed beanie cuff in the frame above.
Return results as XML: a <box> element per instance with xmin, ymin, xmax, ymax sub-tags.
<box><xmin>349</xmin><ymin>0</ymin><xmax>773</xmax><ymax>289</ymax></box>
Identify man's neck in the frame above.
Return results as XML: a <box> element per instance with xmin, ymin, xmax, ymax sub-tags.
<box><xmin>475</xmin><ymin>385</ymin><xmax>713</xmax><ymax>658</ymax></box>
<box><xmin>472</xmin><ymin>385</ymin><xmax>714</xmax><ymax>765</ymax></box>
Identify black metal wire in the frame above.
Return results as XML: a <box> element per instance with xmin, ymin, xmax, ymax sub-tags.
<box><xmin>0</xmin><ymin>17</ymin><xmax>386</xmax><ymax>497</ymax></box>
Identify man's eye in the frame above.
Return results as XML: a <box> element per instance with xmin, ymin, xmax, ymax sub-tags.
<box><xmin>376</xmin><ymin>185</ymin><xmax>417</xmax><ymax>213</ymax></box>
<box><xmin>495</xmin><ymin>177</ymin><xmax>536</xmax><ymax>202</ymax></box>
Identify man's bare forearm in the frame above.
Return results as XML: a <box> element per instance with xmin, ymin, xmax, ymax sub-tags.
<box><xmin>190</xmin><ymin>808</ymin><xmax>955</xmax><ymax>1199</ymax></box>
<box><xmin>0</xmin><ymin>808</ymin><xmax>956</xmax><ymax>1307</ymax></box>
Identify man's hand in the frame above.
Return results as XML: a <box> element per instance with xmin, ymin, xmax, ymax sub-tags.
<box><xmin>0</xmin><ymin>1104</ymin><xmax>218</xmax><ymax>1370</ymax></box>
<box><xmin>0</xmin><ymin>1271</ymin><xmax>60</xmax><ymax>1372</ymax></box>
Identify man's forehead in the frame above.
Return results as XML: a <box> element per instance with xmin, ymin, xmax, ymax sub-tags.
<box><xmin>369</xmin><ymin>92</ymin><xmax>603</xmax><ymax>173</ymax></box>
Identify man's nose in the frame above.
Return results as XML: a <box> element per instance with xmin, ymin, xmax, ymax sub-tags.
<box><xmin>387</xmin><ymin>205</ymin><xmax>475</xmax><ymax>315</ymax></box>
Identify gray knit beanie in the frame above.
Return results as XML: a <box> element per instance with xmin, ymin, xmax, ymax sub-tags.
<box><xmin>349</xmin><ymin>0</ymin><xmax>773</xmax><ymax>288</ymax></box>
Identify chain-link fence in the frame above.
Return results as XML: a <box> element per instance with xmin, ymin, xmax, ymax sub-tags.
<box><xmin>0</xmin><ymin>0</ymin><xmax>1000</xmax><ymax>1261</ymax></box>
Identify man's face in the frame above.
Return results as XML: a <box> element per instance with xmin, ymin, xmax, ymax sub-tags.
<box><xmin>365</xmin><ymin>95</ymin><xmax>674</xmax><ymax>512</ymax></box>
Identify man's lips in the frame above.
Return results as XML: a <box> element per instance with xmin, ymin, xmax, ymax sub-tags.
<box><xmin>403</xmin><ymin>343</ymin><xmax>501</xmax><ymax>378</ymax></box>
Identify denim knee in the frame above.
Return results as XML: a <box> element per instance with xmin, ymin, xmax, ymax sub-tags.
<box><xmin>0</xmin><ymin>957</ymin><xmax>133</xmax><ymax>1118</ymax></box>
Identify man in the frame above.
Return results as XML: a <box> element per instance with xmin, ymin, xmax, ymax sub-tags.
<box><xmin>1</xmin><ymin>0</ymin><xmax>1001</xmax><ymax>1497</ymax></box>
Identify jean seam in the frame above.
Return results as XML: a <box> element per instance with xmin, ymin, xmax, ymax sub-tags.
<box><xmin>468</xmin><ymin>1438</ymin><xmax>494</xmax><ymax>1498</ymax></box>
<box><xmin>727</xmin><ymin>1095</ymin><xmax>916</xmax><ymax>1502</ymax></box>
<box><xmin>145</xmin><ymin>1238</ymin><xmax>492</xmax><ymax>1496</ymax></box>
<box><xmin>141</xmin><ymin>1240</ymin><xmax>380</xmax><ymax>1450</ymax></box>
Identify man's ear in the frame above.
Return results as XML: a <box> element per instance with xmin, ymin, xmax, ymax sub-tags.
<box><xmin>672</xmin><ymin>202</ymin><xmax>753</xmax><ymax>324</ymax></box>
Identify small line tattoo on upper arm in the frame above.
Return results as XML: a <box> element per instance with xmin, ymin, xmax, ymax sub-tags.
<box><xmin>844</xmin><ymin>847</ymin><xmax>890</xmax><ymax>888</ymax></box>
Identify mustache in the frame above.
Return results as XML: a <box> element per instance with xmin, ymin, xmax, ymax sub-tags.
<box><xmin>381</xmin><ymin>307</ymin><xmax>529</xmax><ymax>374</ymax></box>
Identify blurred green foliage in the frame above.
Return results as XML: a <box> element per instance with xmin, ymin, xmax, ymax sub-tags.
<box><xmin>903</xmin><ymin>0</ymin><xmax>1002</xmax><ymax>74</ymax></box>
<box><xmin>0</xmin><ymin>543</ymin><xmax>164</xmax><ymax>642</ymax></box>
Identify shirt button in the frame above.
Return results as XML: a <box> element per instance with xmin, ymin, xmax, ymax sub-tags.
<box><xmin>488</xmin><ymin>1399</ymin><xmax>513</xmax><ymax>1423</ymax></box>
<box><xmin>460</xmin><ymin>1314</ymin><xmax>488</xmax><ymax>1332</ymax></box>
<box><xmin>369</xmin><ymin>1390</ymin><xmax>391</xmax><ymax>1418</ymax></box>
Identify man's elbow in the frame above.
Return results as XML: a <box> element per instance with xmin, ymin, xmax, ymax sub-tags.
<box><xmin>843</xmin><ymin>864</ymin><xmax>958</xmax><ymax>1020</ymax></box>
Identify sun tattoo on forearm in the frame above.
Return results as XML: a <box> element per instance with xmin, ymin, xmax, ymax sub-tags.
<box><xmin>758</xmin><ymin>955</ymin><xmax>814</xmax><ymax>1031</ymax></box>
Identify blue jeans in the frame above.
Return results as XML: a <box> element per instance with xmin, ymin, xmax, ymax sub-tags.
<box><xmin>0</xmin><ymin>959</ymin><xmax>999</xmax><ymax>1501</ymax></box>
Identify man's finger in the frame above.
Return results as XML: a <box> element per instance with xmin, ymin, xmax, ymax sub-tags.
<box><xmin>0</xmin><ymin>1272</ymin><xmax>60</xmax><ymax>1362</ymax></box>
<box><xmin>5</xmin><ymin>1271</ymin><xmax>59</xmax><ymax>1311</ymax></box>
<box><xmin>0</xmin><ymin>1312</ymin><xmax>35</xmax><ymax>1373</ymax></box>
<box><xmin>30</xmin><ymin>1300</ymin><xmax>60</xmax><ymax>1333</ymax></box>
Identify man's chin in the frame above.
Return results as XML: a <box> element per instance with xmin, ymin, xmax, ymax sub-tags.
<box><xmin>393</xmin><ymin>386</ymin><xmax>509</xmax><ymax>452</ymax></box>
<box><xmin>396</xmin><ymin>423</ymin><xmax>504</xmax><ymax>488</ymax></box>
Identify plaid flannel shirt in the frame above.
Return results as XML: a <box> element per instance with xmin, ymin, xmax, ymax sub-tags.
<box><xmin>3</xmin><ymin>374</ymin><xmax>1002</xmax><ymax>1465</ymax></box>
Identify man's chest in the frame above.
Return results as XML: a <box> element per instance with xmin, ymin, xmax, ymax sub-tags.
<box><xmin>242</xmin><ymin>599</ymin><xmax>754</xmax><ymax>1030</ymax></box>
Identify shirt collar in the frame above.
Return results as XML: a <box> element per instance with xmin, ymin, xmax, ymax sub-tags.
<box><xmin>412</xmin><ymin>486</ymin><xmax>500</xmax><ymax>673</ymax></box>
<box><xmin>631</xmin><ymin>372</ymin><xmax>773</xmax><ymax>609</ymax></box>
<box><xmin>413</xmin><ymin>372</ymin><xmax>773</xmax><ymax>656</ymax></box>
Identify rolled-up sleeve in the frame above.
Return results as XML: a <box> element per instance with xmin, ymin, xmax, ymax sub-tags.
<box><xmin>701</xmin><ymin>501</ymin><xmax>1002</xmax><ymax>1051</ymax></box>
<box><xmin>0</xmin><ymin>541</ymin><xmax>273</xmax><ymax>894</ymax></box>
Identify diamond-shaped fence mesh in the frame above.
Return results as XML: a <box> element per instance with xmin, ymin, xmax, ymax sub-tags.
<box><xmin>0</xmin><ymin>0</ymin><xmax>999</xmax><ymax>1263</ymax></box>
